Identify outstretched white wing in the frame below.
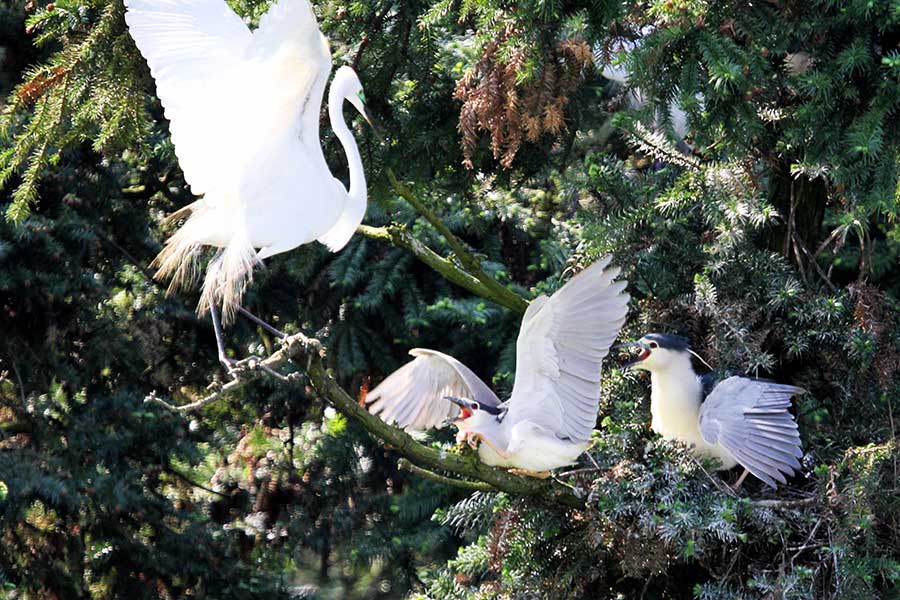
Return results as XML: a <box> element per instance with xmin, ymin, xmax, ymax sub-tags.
<box><xmin>366</xmin><ymin>349</ymin><xmax>501</xmax><ymax>432</ymax></box>
<box><xmin>124</xmin><ymin>0</ymin><xmax>331</xmax><ymax>196</ymax></box>
<box><xmin>503</xmin><ymin>258</ymin><xmax>630</xmax><ymax>444</ymax></box>
<box><xmin>699</xmin><ymin>377</ymin><xmax>804</xmax><ymax>488</ymax></box>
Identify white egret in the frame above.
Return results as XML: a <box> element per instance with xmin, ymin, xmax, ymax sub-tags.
<box><xmin>365</xmin><ymin>258</ymin><xmax>630</xmax><ymax>478</ymax></box>
<box><xmin>124</xmin><ymin>0</ymin><xmax>371</xmax><ymax>373</ymax></box>
<box><xmin>618</xmin><ymin>333</ymin><xmax>804</xmax><ymax>489</ymax></box>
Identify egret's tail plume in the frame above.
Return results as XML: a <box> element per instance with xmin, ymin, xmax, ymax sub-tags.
<box><xmin>152</xmin><ymin>204</ymin><xmax>259</xmax><ymax>324</ymax></box>
<box><xmin>151</xmin><ymin>202</ymin><xmax>205</xmax><ymax>298</ymax></box>
<box><xmin>197</xmin><ymin>233</ymin><xmax>259</xmax><ymax>324</ymax></box>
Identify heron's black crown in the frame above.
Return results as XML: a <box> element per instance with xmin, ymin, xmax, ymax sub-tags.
<box><xmin>645</xmin><ymin>333</ymin><xmax>691</xmax><ymax>351</ymax></box>
<box><xmin>480</xmin><ymin>403</ymin><xmax>503</xmax><ymax>416</ymax></box>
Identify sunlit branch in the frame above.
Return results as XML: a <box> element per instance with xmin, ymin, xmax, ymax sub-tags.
<box><xmin>371</xmin><ymin>168</ymin><xmax>529</xmax><ymax>314</ymax></box>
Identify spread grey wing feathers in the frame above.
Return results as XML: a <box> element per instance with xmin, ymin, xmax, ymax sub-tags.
<box><xmin>365</xmin><ymin>348</ymin><xmax>500</xmax><ymax>432</ymax></box>
<box><xmin>700</xmin><ymin>376</ymin><xmax>804</xmax><ymax>488</ymax></box>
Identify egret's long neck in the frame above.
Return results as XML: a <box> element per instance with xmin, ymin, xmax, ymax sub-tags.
<box><xmin>327</xmin><ymin>87</ymin><xmax>366</xmax><ymax>206</ymax></box>
<box><xmin>648</xmin><ymin>355</ymin><xmax>703</xmax><ymax>441</ymax></box>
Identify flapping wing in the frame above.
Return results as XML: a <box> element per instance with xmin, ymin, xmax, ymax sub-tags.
<box><xmin>124</xmin><ymin>0</ymin><xmax>331</xmax><ymax>196</ymax></box>
<box><xmin>503</xmin><ymin>258</ymin><xmax>630</xmax><ymax>444</ymax></box>
<box><xmin>248</xmin><ymin>0</ymin><xmax>331</xmax><ymax>146</ymax></box>
<box><xmin>699</xmin><ymin>376</ymin><xmax>804</xmax><ymax>488</ymax></box>
<box><xmin>125</xmin><ymin>0</ymin><xmax>252</xmax><ymax>195</ymax></box>
<box><xmin>365</xmin><ymin>349</ymin><xmax>500</xmax><ymax>432</ymax></box>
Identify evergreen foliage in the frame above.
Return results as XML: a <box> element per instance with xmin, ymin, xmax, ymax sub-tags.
<box><xmin>0</xmin><ymin>0</ymin><xmax>897</xmax><ymax>598</ymax></box>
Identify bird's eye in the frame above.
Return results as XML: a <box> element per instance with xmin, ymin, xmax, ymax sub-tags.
<box><xmin>471</xmin><ymin>403</ymin><xmax>479</xmax><ymax>411</ymax></box>
<box><xmin>649</xmin><ymin>342</ymin><xmax>659</xmax><ymax>349</ymax></box>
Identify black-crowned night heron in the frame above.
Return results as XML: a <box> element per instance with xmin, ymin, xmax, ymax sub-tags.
<box><xmin>365</xmin><ymin>258</ymin><xmax>630</xmax><ymax>478</ymax></box>
<box><xmin>618</xmin><ymin>333</ymin><xmax>804</xmax><ymax>489</ymax></box>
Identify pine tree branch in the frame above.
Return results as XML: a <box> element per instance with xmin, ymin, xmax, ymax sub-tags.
<box><xmin>357</xmin><ymin>223</ymin><xmax>526</xmax><ymax>314</ymax></box>
<box><xmin>382</xmin><ymin>168</ymin><xmax>529</xmax><ymax>314</ymax></box>
<box><xmin>146</xmin><ymin>331</ymin><xmax>584</xmax><ymax>509</ymax></box>
<box><xmin>397</xmin><ymin>459</ymin><xmax>496</xmax><ymax>492</ymax></box>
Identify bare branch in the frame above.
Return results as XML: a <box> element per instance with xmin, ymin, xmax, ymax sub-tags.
<box><xmin>144</xmin><ymin>335</ymin><xmax>312</xmax><ymax>413</ymax></box>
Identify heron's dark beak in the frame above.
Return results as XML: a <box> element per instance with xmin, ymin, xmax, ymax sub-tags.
<box><xmin>443</xmin><ymin>396</ymin><xmax>475</xmax><ymax>425</ymax></box>
<box><xmin>613</xmin><ymin>341</ymin><xmax>651</xmax><ymax>369</ymax></box>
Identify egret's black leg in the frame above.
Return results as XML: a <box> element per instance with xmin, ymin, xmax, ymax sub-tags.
<box><xmin>210</xmin><ymin>301</ymin><xmax>238</xmax><ymax>377</ymax></box>
<box><xmin>234</xmin><ymin>304</ymin><xmax>286</xmax><ymax>339</ymax></box>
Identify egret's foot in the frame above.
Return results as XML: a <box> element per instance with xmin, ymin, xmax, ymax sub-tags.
<box><xmin>218</xmin><ymin>355</ymin><xmax>243</xmax><ymax>380</ymax></box>
<box><xmin>508</xmin><ymin>468</ymin><xmax>551</xmax><ymax>479</ymax></box>
<box><xmin>467</xmin><ymin>432</ymin><xmax>481</xmax><ymax>450</ymax></box>
<box><xmin>219</xmin><ymin>355</ymin><xmax>290</xmax><ymax>382</ymax></box>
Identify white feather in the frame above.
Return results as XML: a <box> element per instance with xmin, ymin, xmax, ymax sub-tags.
<box><xmin>125</xmin><ymin>0</ymin><xmax>369</xmax><ymax>317</ymax></box>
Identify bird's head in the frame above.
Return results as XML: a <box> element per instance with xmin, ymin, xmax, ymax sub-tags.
<box><xmin>614</xmin><ymin>333</ymin><xmax>692</xmax><ymax>372</ymax></box>
<box><xmin>334</xmin><ymin>65</ymin><xmax>371</xmax><ymax>127</ymax></box>
<box><xmin>443</xmin><ymin>396</ymin><xmax>498</xmax><ymax>431</ymax></box>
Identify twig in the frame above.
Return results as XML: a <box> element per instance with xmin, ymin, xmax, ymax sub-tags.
<box><xmin>144</xmin><ymin>335</ymin><xmax>310</xmax><ymax>413</ymax></box>
<box><xmin>398</xmin><ymin>459</ymin><xmax>495</xmax><ymax>492</ymax></box>
<box><xmin>558</xmin><ymin>467</ymin><xmax>606</xmax><ymax>478</ymax></box>
<box><xmin>792</xmin><ymin>229</ymin><xmax>837</xmax><ymax>292</ymax></box>
<box><xmin>690</xmin><ymin>455</ymin><xmax>737</xmax><ymax>498</ymax></box>
<box><xmin>165</xmin><ymin>467</ymin><xmax>228</xmax><ymax>498</ymax></box>
<box><xmin>789</xmin><ymin>518</ymin><xmax>822</xmax><ymax>567</ymax></box>
<box><xmin>384</xmin><ymin>168</ymin><xmax>529</xmax><ymax>314</ymax></box>
<box><xmin>751</xmin><ymin>496</ymin><xmax>817</xmax><ymax>509</ymax></box>
<box><xmin>10</xmin><ymin>359</ymin><xmax>27</xmax><ymax>407</ymax></box>
<box><xmin>357</xmin><ymin>223</ymin><xmax>528</xmax><ymax>314</ymax></box>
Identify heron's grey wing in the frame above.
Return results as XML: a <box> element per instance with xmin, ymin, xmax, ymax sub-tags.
<box><xmin>699</xmin><ymin>376</ymin><xmax>804</xmax><ymax>488</ymax></box>
<box><xmin>124</xmin><ymin>0</ymin><xmax>253</xmax><ymax>195</ymax></box>
<box><xmin>365</xmin><ymin>349</ymin><xmax>500</xmax><ymax>432</ymax></box>
<box><xmin>503</xmin><ymin>257</ymin><xmax>630</xmax><ymax>443</ymax></box>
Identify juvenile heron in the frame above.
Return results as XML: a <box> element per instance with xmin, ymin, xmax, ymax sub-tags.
<box><xmin>365</xmin><ymin>258</ymin><xmax>630</xmax><ymax>478</ymax></box>
<box><xmin>619</xmin><ymin>333</ymin><xmax>804</xmax><ymax>488</ymax></box>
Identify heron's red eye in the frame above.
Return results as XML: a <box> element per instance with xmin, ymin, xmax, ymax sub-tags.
<box><xmin>649</xmin><ymin>342</ymin><xmax>659</xmax><ymax>349</ymax></box>
<box><xmin>471</xmin><ymin>403</ymin><xmax>479</xmax><ymax>411</ymax></box>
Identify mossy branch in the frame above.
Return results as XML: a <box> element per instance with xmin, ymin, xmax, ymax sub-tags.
<box><xmin>147</xmin><ymin>332</ymin><xmax>584</xmax><ymax>510</ymax></box>
<box><xmin>397</xmin><ymin>459</ymin><xmax>495</xmax><ymax>492</ymax></box>
<box><xmin>371</xmin><ymin>168</ymin><xmax>529</xmax><ymax>314</ymax></box>
<box><xmin>357</xmin><ymin>223</ymin><xmax>526</xmax><ymax>314</ymax></box>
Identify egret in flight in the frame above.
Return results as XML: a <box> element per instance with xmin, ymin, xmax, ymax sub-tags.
<box><xmin>125</xmin><ymin>0</ymin><xmax>370</xmax><ymax>374</ymax></box>
<box><xmin>618</xmin><ymin>333</ymin><xmax>804</xmax><ymax>489</ymax></box>
<box><xmin>365</xmin><ymin>258</ymin><xmax>630</xmax><ymax>478</ymax></box>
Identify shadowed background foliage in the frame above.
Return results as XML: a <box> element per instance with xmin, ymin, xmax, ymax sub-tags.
<box><xmin>0</xmin><ymin>0</ymin><xmax>897</xmax><ymax>598</ymax></box>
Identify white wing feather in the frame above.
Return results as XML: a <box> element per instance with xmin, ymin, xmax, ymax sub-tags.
<box><xmin>503</xmin><ymin>258</ymin><xmax>630</xmax><ymax>444</ymax></box>
<box><xmin>124</xmin><ymin>0</ymin><xmax>331</xmax><ymax>197</ymax></box>
<box><xmin>366</xmin><ymin>349</ymin><xmax>501</xmax><ymax>432</ymax></box>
